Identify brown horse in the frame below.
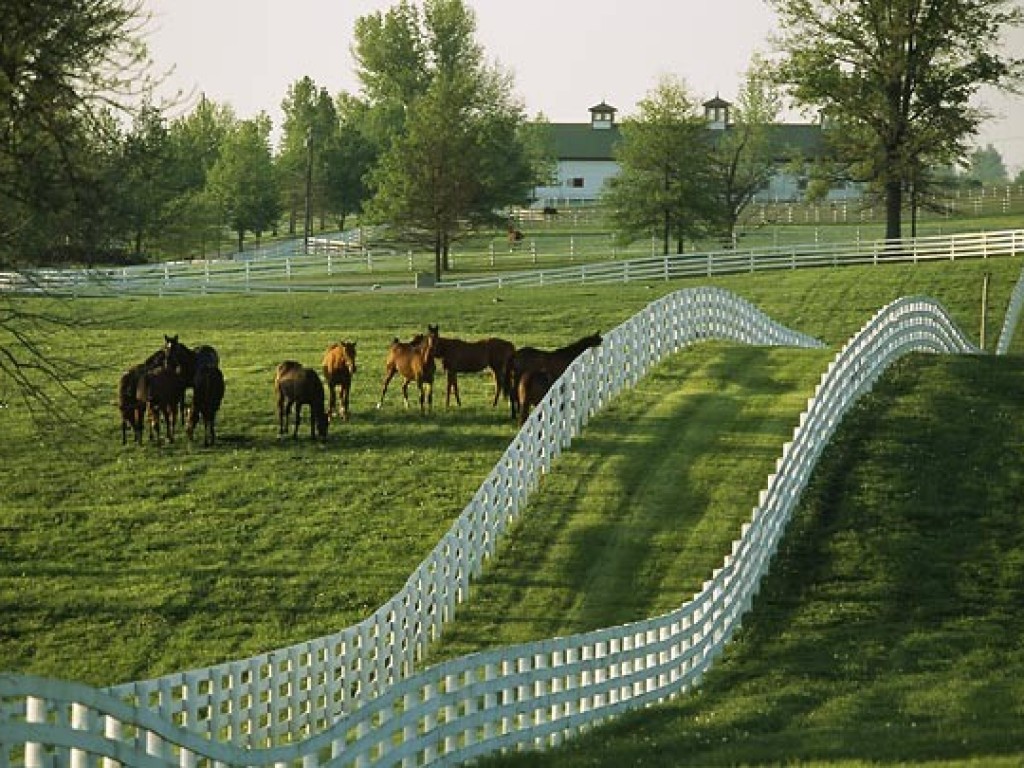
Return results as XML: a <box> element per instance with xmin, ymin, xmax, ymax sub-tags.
<box><xmin>377</xmin><ymin>333</ymin><xmax>436</xmax><ymax>414</ymax></box>
<box><xmin>321</xmin><ymin>341</ymin><xmax>358</xmax><ymax>421</ymax></box>
<box><xmin>136</xmin><ymin>365</ymin><xmax>185</xmax><ymax>443</ymax></box>
<box><xmin>505</xmin><ymin>332</ymin><xmax>602</xmax><ymax>421</ymax></box>
<box><xmin>426</xmin><ymin>324</ymin><xmax>515</xmax><ymax>407</ymax></box>
<box><xmin>164</xmin><ymin>334</ymin><xmax>220</xmax><ymax>424</ymax></box>
<box><xmin>187</xmin><ymin>365</ymin><xmax>225</xmax><ymax>446</ymax></box>
<box><xmin>516</xmin><ymin>368</ymin><xmax>554</xmax><ymax>426</ymax></box>
<box><xmin>118</xmin><ymin>364</ymin><xmax>146</xmax><ymax>444</ymax></box>
<box><xmin>274</xmin><ymin>361</ymin><xmax>329</xmax><ymax>441</ymax></box>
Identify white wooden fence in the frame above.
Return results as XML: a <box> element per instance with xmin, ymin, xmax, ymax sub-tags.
<box><xmin>1</xmin><ymin>229</ymin><xmax>1021</xmax><ymax>296</ymax></box>
<box><xmin>996</xmin><ymin>256</ymin><xmax>1024</xmax><ymax>354</ymax></box>
<box><xmin>0</xmin><ymin>285</ymin><xmax>983</xmax><ymax>766</ymax></box>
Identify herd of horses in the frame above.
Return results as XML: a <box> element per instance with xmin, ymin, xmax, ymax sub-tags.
<box><xmin>117</xmin><ymin>328</ymin><xmax>602</xmax><ymax>445</ymax></box>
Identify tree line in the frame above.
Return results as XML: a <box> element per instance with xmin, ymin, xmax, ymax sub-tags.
<box><xmin>2</xmin><ymin>0</ymin><xmax>1021</xmax><ymax>275</ymax></box>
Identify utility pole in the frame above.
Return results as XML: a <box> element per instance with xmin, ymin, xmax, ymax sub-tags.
<box><xmin>304</xmin><ymin>126</ymin><xmax>313</xmax><ymax>255</ymax></box>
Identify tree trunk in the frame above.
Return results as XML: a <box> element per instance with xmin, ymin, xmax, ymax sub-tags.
<box><xmin>884</xmin><ymin>179</ymin><xmax>902</xmax><ymax>241</ymax></box>
<box><xmin>236</xmin><ymin>229</ymin><xmax>244</xmax><ymax>253</ymax></box>
<box><xmin>434</xmin><ymin>231</ymin><xmax>443</xmax><ymax>282</ymax></box>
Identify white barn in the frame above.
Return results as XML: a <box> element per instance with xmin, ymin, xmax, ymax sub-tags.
<box><xmin>531</xmin><ymin>98</ymin><xmax>857</xmax><ymax>208</ymax></box>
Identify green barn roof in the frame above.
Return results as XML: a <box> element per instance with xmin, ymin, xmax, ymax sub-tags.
<box><xmin>546</xmin><ymin>121</ymin><xmax>825</xmax><ymax>162</ymax></box>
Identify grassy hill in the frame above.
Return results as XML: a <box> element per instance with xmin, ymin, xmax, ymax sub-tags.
<box><xmin>472</xmin><ymin>353</ymin><xmax>1024</xmax><ymax>767</ymax></box>
<box><xmin>2</xmin><ymin>255</ymin><xmax>1023</xmax><ymax>765</ymax></box>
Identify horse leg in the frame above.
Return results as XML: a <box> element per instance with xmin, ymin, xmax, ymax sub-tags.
<box><xmin>293</xmin><ymin>401</ymin><xmax>302</xmax><ymax>439</ymax></box>
<box><xmin>377</xmin><ymin>367</ymin><xmax>396</xmax><ymax>409</ymax></box>
<box><xmin>421</xmin><ymin>378</ymin><xmax>433</xmax><ymax>415</ymax></box>
<box><xmin>446</xmin><ymin>370</ymin><xmax>461</xmax><ymax>408</ymax></box>
<box><xmin>327</xmin><ymin>382</ymin><xmax>337</xmax><ymax>420</ymax></box>
<box><xmin>277</xmin><ymin>393</ymin><xmax>286</xmax><ymax>434</ymax></box>
<box><xmin>165</xmin><ymin>403</ymin><xmax>176</xmax><ymax>443</ymax></box>
<box><xmin>401</xmin><ymin>378</ymin><xmax>412</xmax><ymax>409</ymax></box>
<box><xmin>490</xmin><ymin>367</ymin><xmax>501</xmax><ymax>407</ymax></box>
<box><xmin>341</xmin><ymin>381</ymin><xmax>350</xmax><ymax>420</ymax></box>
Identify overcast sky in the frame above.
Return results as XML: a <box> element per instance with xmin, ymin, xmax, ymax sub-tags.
<box><xmin>140</xmin><ymin>0</ymin><xmax>1024</xmax><ymax>173</ymax></box>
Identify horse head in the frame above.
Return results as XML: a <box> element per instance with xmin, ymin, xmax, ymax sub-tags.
<box><xmin>341</xmin><ymin>341</ymin><xmax>357</xmax><ymax>374</ymax></box>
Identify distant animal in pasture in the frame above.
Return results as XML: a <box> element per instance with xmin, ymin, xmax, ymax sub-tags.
<box><xmin>515</xmin><ymin>368</ymin><xmax>554</xmax><ymax>426</ymax></box>
<box><xmin>118</xmin><ymin>347</ymin><xmax>177</xmax><ymax>445</ymax></box>
<box><xmin>426</xmin><ymin>324</ymin><xmax>515</xmax><ymax>407</ymax></box>
<box><xmin>321</xmin><ymin>341</ymin><xmax>358</xmax><ymax>421</ymax></box>
<box><xmin>118</xmin><ymin>364</ymin><xmax>147</xmax><ymax>444</ymax></box>
<box><xmin>187</xmin><ymin>365</ymin><xmax>225</xmax><ymax>446</ymax></box>
<box><xmin>164</xmin><ymin>334</ymin><xmax>220</xmax><ymax>424</ymax></box>
<box><xmin>505</xmin><ymin>332</ymin><xmax>602</xmax><ymax>422</ymax></box>
<box><xmin>135</xmin><ymin>365</ymin><xmax>185</xmax><ymax>444</ymax></box>
<box><xmin>274</xmin><ymin>361</ymin><xmax>329</xmax><ymax>441</ymax></box>
<box><xmin>377</xmin><ymin>333</ymin><xmax>436</xmax><ymax>415</ymax></box>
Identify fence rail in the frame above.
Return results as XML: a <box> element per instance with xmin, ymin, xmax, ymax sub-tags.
<box><xmin>0</xmin><ymin>286</ymin><xmax>982</xmax><ymax>766</ymax></box>
<box><xmin>1</xmin><ymin>229</ymin><xmax>1021</xmax><ymax>297</ymax></box>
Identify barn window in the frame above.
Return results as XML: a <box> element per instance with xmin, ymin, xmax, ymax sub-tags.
<box><xmin>570</xmin><ymin>177</ymin><xmax>585</xmax><ymax>188</ymax></box>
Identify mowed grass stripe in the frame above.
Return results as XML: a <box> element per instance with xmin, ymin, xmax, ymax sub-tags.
<box><xmin>426</xmin><ymin>344</ymin><xmax>832</xmax><ymax>661</ymax></box>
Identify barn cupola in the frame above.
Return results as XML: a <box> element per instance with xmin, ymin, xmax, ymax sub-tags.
<box><xmin>703</xmin><ymin>95</ymin><xmax>732</xmax><ymax>130</ymax></box>
<box><xmin>589</xmin><ymin>101</ymin><xmax>617</xmax><ymax>130</ymax></box>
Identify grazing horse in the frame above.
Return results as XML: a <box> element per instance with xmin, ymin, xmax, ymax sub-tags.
<box><xmin>505</xmin><ymin>332</ymin><xmax>602</xmax><ymax>421</ymax></box>
<box><xmin>515</xmin><ymin>369</ymin><xmax>554</xmax><ymax>426</ymax></box>
<box><xmin>321</xmin><ymin>341</ymin><xmax>358</xmax><ymax>421</ymax></box>
<box><xmin>377</xmin><ymin>333</ymin><xmax>436</xmax><ymax>414</ymax></box>
<box><xmin>426</xmin><ymin>324</ymin><xmax>515</xmax><ymax>407</ymax></box>
<box><xmin>274</xmin><ymin>361</ymin><xmax>329</xmax><ymax>441</ymax></box>
<box><xmin>136</xmin><ymin>366</ymin><xmax>185</xmax><ymax>443</ymax></box>
<box><xmin>164</xmin><ymin>334</ymin><xmax>220</xmax><ymax>424</ymax></box>
<box><xmin>187</xmin><ymin>365</ymin><xmax>225</xmax><ymax>446</ymax></box>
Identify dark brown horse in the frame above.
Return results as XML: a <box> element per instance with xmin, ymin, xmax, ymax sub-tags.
<box><xmin>515</xmin><ymin>369</ymin><xmax>554</xmax><ymax>426</ymax></box>
<box><xmin>426</xmin><ymin>324</ymin><xmax>515</xmax><ymax>407</ymax></box>
<box><xmin>274</xmin><ymin>361</ymin><xmax>329</xmax><ymax>441</ymax></box>
<box><xmin>505</xmin><ymin>332</ymin><xmax>602</xmax><ymax>421</ymax></box>
<box><xmin>136</xmin><ymin>365</ymin><xmax>185</xmax><ymax>443</ymax></box>
<box><xmin>164</xmin><ymin>334</ymin><xmax>220</xmax><ymax>424</ymax></box>
<box><xmin>321</xmin><ymin>341</ymin><xmax>358</xmax><ymax>421</ymax></box>
<box><xmin>187</xmin><ymin>365</ymin><xmax>225</xmax><ymax>446</ymax></box>
<box><xmin>377</xmin><ymin>333</ymin><xmax>436</xmax><ymax>414</ymax></box>
<box><xmin>118</xmin><ymin>364</ymin><xmax>146</xmax><ymax>444</ymax></box>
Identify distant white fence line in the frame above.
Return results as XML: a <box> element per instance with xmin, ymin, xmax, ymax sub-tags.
<box><xmin>0</xmin><ymin>228</ymin><xmax>1020</xmax><ymax>296</ymax></box>
<box><xmin>0</xmin><ymin>288</ymin><xmax>981</xmax><ymax>766</ymax></box>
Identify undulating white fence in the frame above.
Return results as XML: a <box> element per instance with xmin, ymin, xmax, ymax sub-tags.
<box><xmin>0</xmin><ymin>229</ymin><xmax>1020</xmax><ymax>296</ymax></box>
<box><xmin>996</xmin><ymin>255</ymin><xmax>1024</xmax><ymax>355</ymax></box>
<box><xmin>0</xmin><ymin>286</ymin><xmax>983</xmax><ymax>766</ymax></box>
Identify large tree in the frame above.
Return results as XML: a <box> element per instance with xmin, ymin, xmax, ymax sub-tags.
<box><xmin>708</xmin><ymin>57</ymin><xmax>785</xmax><ymax>245</ymax></box>
<box><xmin>1</xmin><ymin>0</ymin><xmax>155</xmax><ymax>423</ymax></box>
<box><xmin>965</xmin><ymin>143</ymin><xmax>1009</xmax><ymax>185</ymax></box>
<box><xmin>322</xmin><ymin>92</ymin><xmax>379</xmax><ymax>231</ymax></box>
<box><xmin>770</xmin><ymin>0</ymin><xmax>1024</xmax><ymax>240</ymax></box>
<box><xmin>0</xmin><ymin>0</ymin><xmax>155</xmax><ymax>263</ymax></box>
<box><xmin>604</xmin><ymin>76</ymin><xmax>717</xmax><ymax>255</ymax></box>
<box><xmin>355</xmin><ymin>0</ymin><xmax>533</xmax><ymax>279</ymax></box>
<box><xmin>206</xmin><ymin>116</ymin><xmax>281</xmax><ymax>252</ymax></box>
<box><xmin>278</xmin><ymin>77</ymin><xmax>338</xmax><ymax>237</ymax></box>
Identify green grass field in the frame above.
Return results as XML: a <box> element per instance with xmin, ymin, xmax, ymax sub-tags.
<box><xmin>2</xmin><ymin>252</ymin><xmax>1024</xmax><ymax>765</ymax></box>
